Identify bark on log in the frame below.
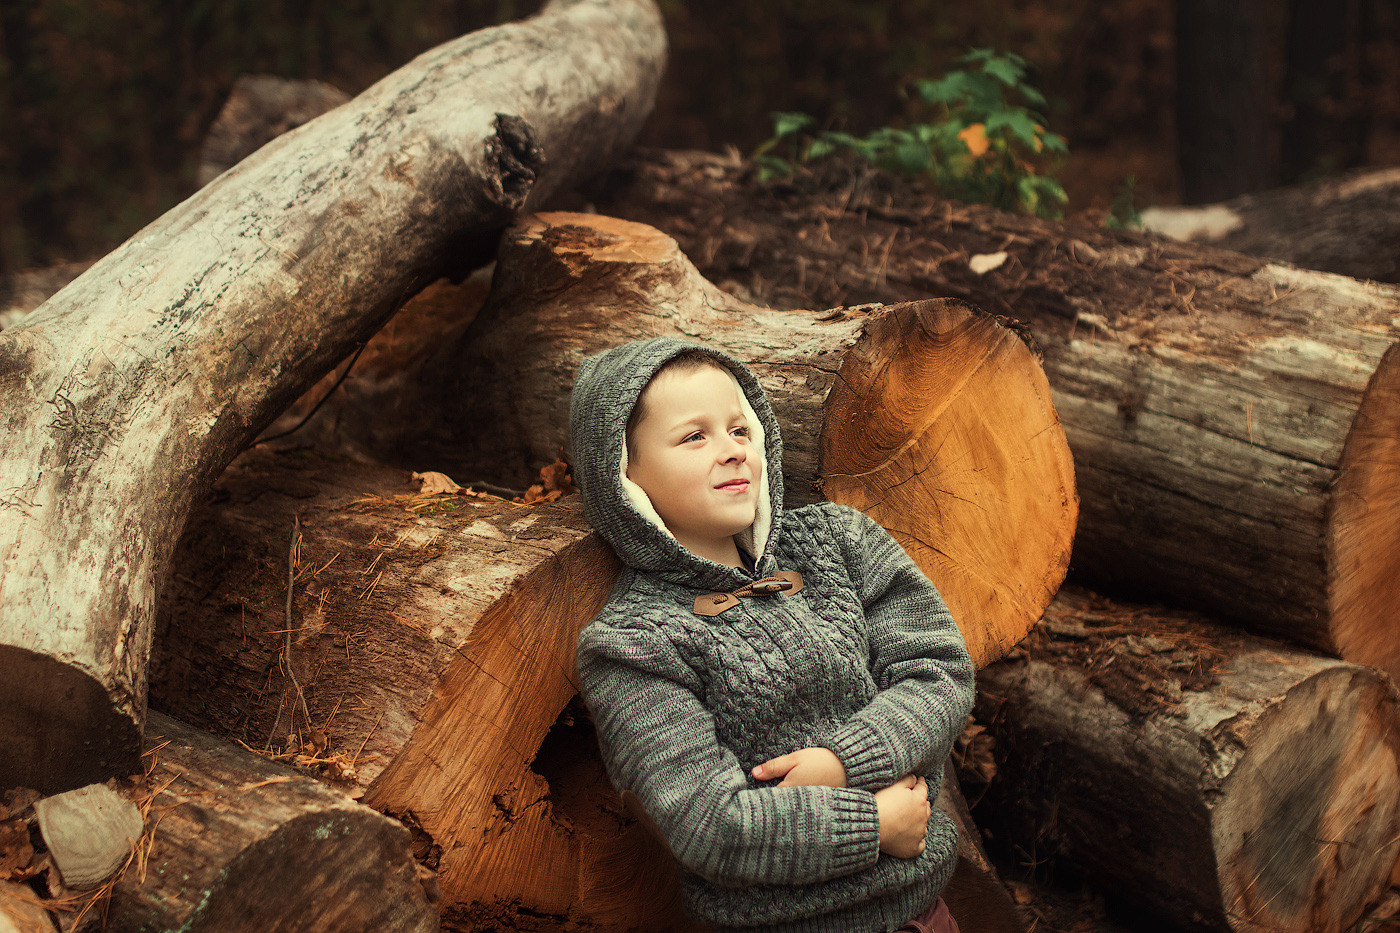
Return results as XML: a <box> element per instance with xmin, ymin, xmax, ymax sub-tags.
<box><xmin>0</xmin><ymin>0</ymin><xmax>665</xmax><ymax>794</ymax></box>
<box><xmin>108</xmin><ymin>711</ymin><xmax>437</xmax><ymax>933</ymax></box>
<box><xmin>587</xmin><ymin>150</ymin><xmax>1400</xmax><ymax>682</ymax></box>
<box><xmin>153</xmin><ymin>445</ymin><xmax>1024</xmax><ymax>932</ymax></box>
<box><xmin>967</xmin><ymin>586</ymin><xmax>1400</xmax><ymax>933</ymax></box>
<box><xmin>1141</xmin><ymin>166</ymin><xmax>1400</xmax><ymax>284</ymax></box>
<box><xmin>151</xmin><ymin>447</ymin><xmax>691</xmax><ymax>930</ymax></box>
<box><xmin>289</xmin><ymin>211</ymin><xmax>1077</xmax><ymax>668</ymax></box>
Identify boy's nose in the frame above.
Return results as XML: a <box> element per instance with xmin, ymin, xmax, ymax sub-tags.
<box><xmin>721</xmin><ymin>436</ymin><xmax>747</xmax><ymax>462</ymax></box>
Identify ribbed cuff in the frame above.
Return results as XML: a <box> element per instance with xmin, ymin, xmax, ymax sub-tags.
<box><xmin>825</xmin><ymin>787</ymin><xmax>881</xmax><ymax>876</ymax></box>
<box><xmin>824</xmin><ymin>720</ymin><xmax>893</xmax><ymax>791</ymax></box>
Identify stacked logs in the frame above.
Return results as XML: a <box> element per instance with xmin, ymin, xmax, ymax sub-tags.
<box><xmin>6</xmin><ymin>10</ymin><xmax>1400</xmax><ymax>933</ymax></box>
<box><xmin>148</xmin><ymin>211</ymin><xmax>1075</xmax><ymax>931</ymax></box>
<box><xmin>582</xmin><ymin>150</ymin><xmax>1400</xmax><ymax>932</ymax></box>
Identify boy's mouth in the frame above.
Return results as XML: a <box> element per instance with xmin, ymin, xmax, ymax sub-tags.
<box><xmin>715</xmin><ymin>479</ymin><xmax>750</xmax><ymax>492</ymax></box>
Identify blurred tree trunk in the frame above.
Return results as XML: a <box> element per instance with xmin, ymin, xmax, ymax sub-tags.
<box><xmin>1175</xmin><ymin>0</ymin><xmax>1274</xmax><ymax>203</ymax></box>
<box><xmin>1281</xmin><ymin>0</ymin><xmax>1369</xmax><ymax>182</ymax></box>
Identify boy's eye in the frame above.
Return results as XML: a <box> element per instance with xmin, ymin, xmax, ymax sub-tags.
<box><xmin>683</xmin><ymin>431</ymin><xmax>704</xmax><ymax>443</ymax></box>
<box><xmin>731</xmin><ymin>426</ymin><xmax>750</xmax><ymax>438</ymax></box>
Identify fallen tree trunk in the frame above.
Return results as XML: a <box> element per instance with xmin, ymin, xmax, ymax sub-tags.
<box><xmin>108</xmin><ymin>711</ymin><xmax>436</xmax><ymax>932</ymax></box>
<box><xmin>289</xmin><ymin>211</ymin><xmax>1078</xmax><ymax>668</ymax></box>
<box><xmin>0</xmin><ymin>0</ymin><xmax>665</xmax><ymax>794</ymax></box>
<box><xmin>1140</xmin><ymin>165</ymin><xmax>1400</xmax><ymax>284</ymax></box>
<box><xmin>154</xmin><ymin>445</ymin><xmax>1026</xmax><ymax>932</ymax></box>
<box><xmin>588</xmin><ymin>149</ymin><xmax>1400</xmax><ymax>682</ymax></box>
<box><xmin>968</xmin><ymin>586</ymin><xmax>1400</xmax><ymax>933</ymax></box>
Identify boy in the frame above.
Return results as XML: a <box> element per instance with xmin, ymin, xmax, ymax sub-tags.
<box><xmin>571</xmin><ymin>337</ymin><xmax>974</xmax><ymax>933</ymax></box>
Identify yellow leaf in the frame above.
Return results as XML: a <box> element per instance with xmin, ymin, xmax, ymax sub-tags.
<box><xmin>958</xmin><ymin>123</ymin><xmax>990</xmax><ymax>158</ymax></box>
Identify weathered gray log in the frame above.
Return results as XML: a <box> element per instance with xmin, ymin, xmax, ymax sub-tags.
<box><xmin>589</xmin><ymin>149</ymin><xmax>1400</xmax><ymax>683</ymax></box>
<box><xmin>1141</xmin><ymin>166</ymin><xmax>1400</xmax><ymax>283</ymax></box>
<box><xmin>0</xmin><ymin>0</ymin><xmax>665</xmax><ymax>794</ymax></box>
<box><xmin>970</xmin><ymin>587</ymin><xmax>1400</xmax><ymax>933</ymax></box>
<box><xmin>107</xmin><ymin>711</ymin><xmax>436</xmax><ymax>933</ymax></box>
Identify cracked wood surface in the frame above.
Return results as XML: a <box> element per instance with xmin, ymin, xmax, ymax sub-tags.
<box><xmin>0</xmin><ymin>0</ymin><xmax>665</xmax><ymax>794</ymax></box>
<box><xmin>153</xmin><ymin>447</ymin><xmax>678</xmax><ymax>929</ymax></box>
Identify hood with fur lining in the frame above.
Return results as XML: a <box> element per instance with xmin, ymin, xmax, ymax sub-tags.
<box><xmin>569</xmin><ymin>338</ymin><xmax>784</xmax><ymax>591</ymax></box>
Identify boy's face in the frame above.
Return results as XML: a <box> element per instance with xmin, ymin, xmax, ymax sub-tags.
<box><xmin>626</xmin><ymin>365</ymin><xmax>761</xmax><ymax>559</ymax></box>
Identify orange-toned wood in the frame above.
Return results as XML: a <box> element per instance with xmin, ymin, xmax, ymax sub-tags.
<box><xmin>356</xmin><ymin>211</ymin><xmax>1076</xmax><ymax>667</ymax></box>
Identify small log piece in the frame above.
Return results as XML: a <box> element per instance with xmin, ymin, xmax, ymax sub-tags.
<box><xmin>936</xmin><ymin>762</ymin><xmax>1025</xmax><ymax>933</ymax></box>
<box><xmin>106</xmin><ymin>711</ymin><xmax>436</xmax><ymax>933</ymax></box>
<box><xmin>590</xmin><ymin>150</ymin><xmax>1400</xmax><ymax>683</ymax></box>
<box><xmin>301</xmin><ymin>211</ymin><xmax>1077</xmax><ymax>668</ymax></box>
<box><xmin>968</xmin><ymin>586</ymin><xmax>1400</xmax><ymax>933</ymax></box>
<box><xmin>34</xmin><ymin>784</ymin><xmax>143</xmax><ymax>890</ymax></box>
<box><xmin>0</xmin><ymin>0</ymin><xmax>666</xmax><ymax>794</ymax></box>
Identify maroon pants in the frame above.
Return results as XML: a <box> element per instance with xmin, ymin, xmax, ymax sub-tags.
<box><xmin>896</xmin><ymin>896</ymin><xmax>960</xmax><ymax>933</ymax></box>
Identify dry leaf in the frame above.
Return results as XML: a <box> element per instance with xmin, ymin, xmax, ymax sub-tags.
<box><xmin>0</xmin><ymin>820</ymin><xmax>35</xmax><ymax>881</ymax></box>
<box><xmin>518</xmin><ymin>458</ymin><xmax>577</xmax><ymax>505</ymax></box>
<box><xmin>968</xmin><ymin>251</ymin><xmax>1008</xmax><ymax>274</ymax></box>
<box><xmin>957</xmin><ymin>123</ymin><xmax>990</xmax><ymax>158</ymax></box>
<box><xmin>410</xmin><ymin>471</ymin><xmax>462</xmax><ymax>497</ymax></box>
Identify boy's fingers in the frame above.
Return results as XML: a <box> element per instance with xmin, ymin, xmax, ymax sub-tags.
<box><xmin>752</xmin><ymin>753</ymin><xmax>794</xmax><ymax>779</ymax></box>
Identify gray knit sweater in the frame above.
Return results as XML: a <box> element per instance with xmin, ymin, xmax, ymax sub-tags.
<box><xmin>570</xmin><ymin>338</ymin><xmax>975</xmax><ymax>933</ymax></box>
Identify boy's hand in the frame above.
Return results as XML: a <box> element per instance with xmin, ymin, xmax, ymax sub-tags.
<box><xmin>751</xmin><ymin>747</ymin><xmax>847</xmax><ymax>787</ymax></box>
<box><xmin>874</xmin><ymin>774</ymin><xmax>930</xmax><ymax>858</ymax></box>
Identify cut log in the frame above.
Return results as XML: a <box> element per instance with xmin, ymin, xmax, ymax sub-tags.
<box><xmin>154</xmin><ymin>446</ymin><xmax>1026</xmax><ymax>932</ymax></box>
<box><xmin>0</xmin><ymin>0</ymin><xmax>666</xmax><ymax>794</ymax></box>
<box><xmin>588</xmin><ymin>149</ymin><xmax>1400</xmax><ymax>682</ymax></box>
<box><xmin>151</xmin><ymin>446</ymin><xmax>691</xmax><ymax>930</ymax></box>
<box><xmin>289</xmin><ymin>211</ymin><xmax>1077</xmax><ymax>668</ymax></box>
<box><xmin>107</xmin><ymin>711</ymin><xmax>436</xmax><ymax>933</ymax></box>
<box><xmin>967</xmin><ymin>586</ymin><xmax>1400</xmax><ymax>933</ymax></box>
<box><xmin>1141</xmin><ymin>165</ymin><xmax>1400</xmax><ymax>284</ymax></box>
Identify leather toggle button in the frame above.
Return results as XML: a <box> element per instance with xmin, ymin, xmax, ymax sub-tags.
<box><xmin>692</xmin><ymin>571</ymin><xmax>804</xmax><ymax>616</ymax></box>
<box><xmin>693</xmin><ymin>592</ymin><xmax>740</xmax><ymax>617</ymax></box>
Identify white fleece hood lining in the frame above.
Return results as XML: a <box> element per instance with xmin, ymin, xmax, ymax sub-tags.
<box><xmin>620</xmin><ymin>370</ymin><xmax>773</xmax><ymax>564</ymax></box>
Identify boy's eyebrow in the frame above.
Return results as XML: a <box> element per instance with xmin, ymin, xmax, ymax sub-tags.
<box><xmin>660</xmin><ymin>406</ymin><xmax>747</xmax><ymax>434</ymax></box>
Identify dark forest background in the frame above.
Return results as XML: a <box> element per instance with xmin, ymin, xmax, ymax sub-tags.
<box><xmin>2</xmin><ymin>0</ymin><xmax>1397</xmax><ymax>274</ymax></box>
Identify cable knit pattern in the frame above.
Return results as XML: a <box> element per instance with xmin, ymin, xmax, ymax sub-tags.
<box><xmin>570</xmin><ymin>339</ymin><xmax>975</xmax><ymax>933</ymax></box>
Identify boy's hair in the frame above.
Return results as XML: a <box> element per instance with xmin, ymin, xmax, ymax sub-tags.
<box><xmin>624</xmin><ymin>349</ymin><xmax>730</xmax><ymax>462</ymax></box>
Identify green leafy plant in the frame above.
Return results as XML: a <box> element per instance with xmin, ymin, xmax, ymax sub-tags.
<box><xmin>755</xmin><ymin>49</ymin><xmax>1069</xmax><ymax>217</ymax></box>
<box><xmin>1105</xmin><ymin>175</ymin><xmax>1145</xmax><ymax>230</ymax></box>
